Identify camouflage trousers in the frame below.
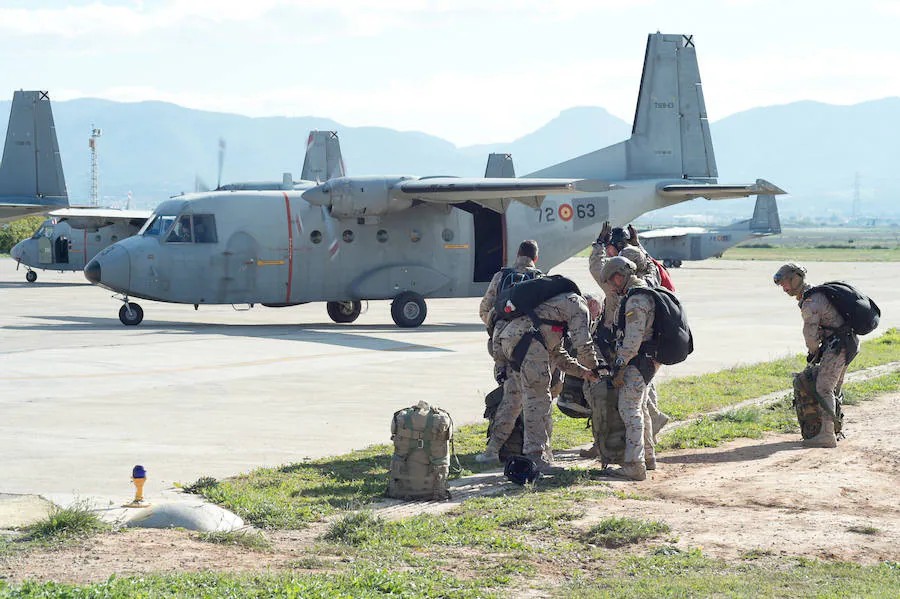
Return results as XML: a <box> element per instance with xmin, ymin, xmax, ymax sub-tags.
<box><xmin>618</xmin><ymin>365</ymin><xmax>655</xmax><ymax>465</ymax></box>
<box><xmin>500</xmin><ymin>339</ymin><xmax>554</xmax><ymax>461</ymax></box>
<box><xmin>647</xmin><ymin>381</ymin><xmax>662</xmax><ymax>420</ymax></box>
<box><xmin>817</xmin><ymin>349</ymin><xmax>849</xmax><ymax>417</ymax></box>
<box><xmin>487</xmin><ymin>364</ymin><xmax>524</xmax><ymax>449</ymax></box>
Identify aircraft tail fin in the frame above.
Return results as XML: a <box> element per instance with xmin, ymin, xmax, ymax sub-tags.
<box><xmin>484</xmin><ymin>153</ymin><xmax>516</xmax><ymax>178</ymax></box>
<box><xmin>301</xmin><ymin>130</ymin><xmax>345</xmax><ymax>182</ymax></box>
<box><xmin>749</xmin><ymin>194</ymin><xmax>781</xmax><ymax>234</ymax></box>
<box><xmin>0</xmin><ymin>90</ymin><xmax>68</xmax><ymax>206</ymax></box>
<box><xmin>527</xmin><ymin>33</ymin><xmax>716</xmax><ymax>182</ymax></box>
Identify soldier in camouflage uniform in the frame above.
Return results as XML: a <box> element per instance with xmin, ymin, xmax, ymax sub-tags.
<box><xmin>476</xmin><ymin>240</ymin><xmax>542</xmax><ymax>464</ymax></box>
<box><xmin>601</xmin><ymin>256</ymin><xmax>657</xmax><ymax>481</ymax></box>
<box><xmin>774</xmin><ymin>263</ymin><xmax>860</xmax><ymax>448</ymax></box>
<box><xmin>496</xmin><ymin>292</ymin><xmax>601</xmax><ymax>472</ymax></box>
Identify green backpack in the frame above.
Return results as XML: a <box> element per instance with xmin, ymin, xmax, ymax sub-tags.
<box><xmin>585</xmin><ymin>376</ymin><xmax>628</xmax><ymax>468</ymax></box>
<box><xmin>793</xmin><ymin>366</ymin><xmax>844</xmax><ymax>439</ymax></box>
<box><xmin>387</xmin><ymin>402</ymin><xmax>460</xmax><ymax>500</ymax></box>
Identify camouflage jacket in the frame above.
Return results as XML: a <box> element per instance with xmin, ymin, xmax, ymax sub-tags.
<box><xmin>479</xmin><ymin>255</ymin><xmax>540</xmax><ymax>326</ymax></box>
<box><xmin>799</xmin><ymin>284</ymin><xmax>861</xmax><ymax>356</ymax></box>
<box><xmin>497</xmin><ymin>292</ymin><xmax>600</xmax><ymax>375</ymax></box>
<box><xmin>616</xmin><ymin>279</ymin><xmax>655</xmax><ymax>366</ymax></box>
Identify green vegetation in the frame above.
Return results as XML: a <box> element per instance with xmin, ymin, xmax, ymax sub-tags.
<box><xmin>581</xmin><ymin>517</ymin><xmax>671</xmax><ymax>548</ymax></box>
<box><xmin>197</xmin><ymin>529</ymin><xmax>273</xmax><ymax>552</ymax></box>
<box><xmin>722</xmin><ymin>246</ymin><xmax>900</xmax><ymax>262</ymax></box>
<box><xmin>16</xmin><ymin>503</ymin><xmax>108</xmax><ymax>543</ymax></box>
<box><xmin>723</xmin><ymin>226</ymin><xmax>900</xmax><ymax>262</ymax></box>
<box><xmin>847</xmin><ymin>525</ymin><xmax>881</xmax><ymax>535</ymax></box>
<box><xmin>0</xmin><ymin>215</ymin><xmax>42</xmax><ymax>254</ymax></box>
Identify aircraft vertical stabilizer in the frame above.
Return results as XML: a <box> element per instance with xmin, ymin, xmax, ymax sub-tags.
<box><xmin>484</xmin><ymin>153</ymin><xmax>515</xmax><ymax>178</ymax></box>
<box><xmin>526</xmin><ymin>33</ymin><xmax>717</xmax><ymax>182</ymax></box>
<box><xmin>749</xmin><ymin>194</ymin><xmax>781</xmax><ymax>234</ymax></box>
<box><xmin>301</xmin><ymin>130</ymin><xmax>346</xmax><ymax>182</ymax></box>
<box><xmin>0</xmin><ymin>91</ymin><xmax>68</xmax><ymax>221</ymax></box>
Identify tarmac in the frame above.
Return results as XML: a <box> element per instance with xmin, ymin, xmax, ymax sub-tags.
<box><xmin>1</xmin><ymin>256</ymin><xmax>897</xmax><ymax>527</ymax></box>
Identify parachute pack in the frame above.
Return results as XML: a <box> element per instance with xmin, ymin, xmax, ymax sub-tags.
<box><xmin>387</xmin><ymin>402</ymin><xmax>460</xmax><ymax>500</ymax></box>
<box><xmin>495</xmin><ymin>274</ymin><xmax>581</xmax><ymax>321</ymax></box>
<box><xmin>484</xmin><ymin>385</ymin><xmax>524</xmax><ymax>461</ymax></box>
<box><xmin>793</xmin><ymin>366</ymin><xmax>844</xmax><ymax>439</ymax></box>
<box><xmin>618</xmin><ymin>287</ymin><xmax>693</xmax><ymax>365</ymax></box>
<box><xmin>803</xmin><ymin>281</ymin><xmax>880</xmax><ymax>336</ymax></box>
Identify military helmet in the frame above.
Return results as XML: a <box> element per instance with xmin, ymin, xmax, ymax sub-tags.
<box><xmin>773</xmin><ymin>262</ymin><xmax>807</xmax><ymax>296</ymax></box>
<box><xmin>609</xmin><ymin>227</ymin><xmax>630</xmax><ymax>251</ymax></box>
<box><xmin>600</xmin><ymin>256</ymin><xmax>636</xmax><ymax>283</ymax></box>
<box><xmin>504</xmin><ymin>455</ymin><xmax>541</xmax><ymax>485</ymax></box>
<box><xmin>618</xmin><ymin>246</ymin><xmax>646</xmax><ymax>272</ymax></box>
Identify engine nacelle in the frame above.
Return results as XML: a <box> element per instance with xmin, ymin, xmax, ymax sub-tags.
<box><xmin>308</xmin><ymin>176</ymin><xmax>415</xmax><ymax>219</ymax></box>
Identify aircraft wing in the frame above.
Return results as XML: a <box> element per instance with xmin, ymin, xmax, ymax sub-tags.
<box><xmin>658</xmin><ymin>178</ymin><xmax>785</xmax><ymax>201</ymax></box>
<box><xmin>51</xmin><ymin>208</ymin><xmax>152</xmax><ymax>231</ymax></box>
<box><xmin>395</xmin><ymin>177</ymin><xmax>617</xmax><ymax>212</ymax></box>
<box><xmin>637</xmin><ymin>226</ymin><xmax>707</xmax><ymax>239</ymax></box>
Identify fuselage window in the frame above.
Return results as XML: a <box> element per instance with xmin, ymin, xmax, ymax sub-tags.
<box><xmin>342</xmin><ymin>230</ymin><xmax>354</xmax><ymax>243</ymax></box>
<box><xmin>310</xmin><ymin>230</ymin><xmax>323</xmax><ymax>244</ymax></box>
<box><xmin>193</xmin><ymin>214</ymin><xmax>218</xmax><ymax>243</ymax></box>
<box><xmin>376</xmin><ymin>229</ymin><xmax>388</xmax><ymax>243</ymax></box>
<box><xmin>167</xmin><ymin>215</ymin><xmax>193</xmax><ymax>243</ymax></box>
<box><xmin>141</xmin><ymin>215</ymin><xmax>176</xmax><ymax>237</ymax></box>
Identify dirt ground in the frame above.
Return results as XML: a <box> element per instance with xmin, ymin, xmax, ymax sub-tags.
<box><xmin>3</xmin><ymin>392</ymin><xmax>899</xmax><ymax>585</ymax></box>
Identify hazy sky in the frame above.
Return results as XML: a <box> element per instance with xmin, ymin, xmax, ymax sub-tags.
<box><xmin>1</xmin><ymin>0</ymin><xmax>896</xmax><ymax>146</ymax></box>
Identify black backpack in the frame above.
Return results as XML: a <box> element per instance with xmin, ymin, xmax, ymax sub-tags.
<box><xmin>495</xmin><ymin>274</ymin><xmax>581</xmax><ymax>321</ymax></box>
<box><xmin>803</xmin><ymin>281</ymin><xmax>880</xmax><ymax>336</ymax></box>
<box><xmin>618</xmin><ymin>287</ymin><xmax>693</xmax><ymax>365</ymax></box>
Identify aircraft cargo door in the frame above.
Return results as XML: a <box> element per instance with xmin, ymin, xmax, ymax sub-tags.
<box><xmin>221</xmin><ymin>232</ymin><xmax>259</xmax><ymax>303</ymax></box>
<box><xmin>468</xmin><ymin>203</ymin><xmax>503</xmax><ymax>283</ymax></box>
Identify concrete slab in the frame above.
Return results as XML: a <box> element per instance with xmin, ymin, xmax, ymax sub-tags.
<box><xmin>1</xmin><ymin>257</ymin><xmax>897</xmax><ymax>508</ymax></box>
<box><xmin>0</xmin><ymin>493</ymin><xmax>53</xmax><ymax>529</ymax></box>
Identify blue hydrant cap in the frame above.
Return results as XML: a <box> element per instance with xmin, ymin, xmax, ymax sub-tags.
<box><xmin>132</xmin><ymin>465</ymin><xmax>147</xmax><ymax>479</ymax></box>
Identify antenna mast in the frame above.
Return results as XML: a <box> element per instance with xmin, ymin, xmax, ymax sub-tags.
<box><xmin>89</xmin><ymin>125</ymin><xmax>102</xmax><ymax>207</ymax></box>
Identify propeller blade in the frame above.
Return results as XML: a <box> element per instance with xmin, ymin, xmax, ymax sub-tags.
<box><xmin>321</xmin><ymin>205</ymin><xmax>339</xmax><ymax>260</ymax></box>
<box><xmin>217</xmin><ymin>138</ymin><xmax>226</xmax><ymax>189</ymax></box>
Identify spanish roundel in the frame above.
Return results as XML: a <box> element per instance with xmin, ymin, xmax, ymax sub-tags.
<box><xmin>558</xmin><ymin>204</ymin><xmax>573</xmax><ymax>221</ymax></box>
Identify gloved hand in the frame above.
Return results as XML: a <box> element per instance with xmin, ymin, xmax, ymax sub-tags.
<box><xmin>626</xmin><ymin>224</ymin><xmax>641</xmax><ymax>247</ymax></box>
<box><xmin>595</xmin><ymin>221</ymin><xmax>612</xmax><ymax>246</ymax></box>
<box><xmin>806</xmin><ymin>351</ymin><xmax>816</xmax><ymax>364</ymax></box>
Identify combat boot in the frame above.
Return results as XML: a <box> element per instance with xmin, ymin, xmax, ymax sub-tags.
<box><xmin>527</xmin><ymin>452</ymin><xmax>564</xmax><ymax>475</ymax></box>
<box><xmin>475</xmin><ymin>440</ymin><xmax>501</xmax><ymax>464</ymax></box>
<box><xmin>645</xmin><ymin>457</ymin><xmax>657</xmax><ymax>471</ymax></box>
<box><xmin>803</xmin><ymin>419</ymin><xmax>837</xmax><ymax>448</ymax></box>
<box><xmin>609</xmin><ymin>461</ymin><xmax>647</xmax><ymax>481</ymax></box>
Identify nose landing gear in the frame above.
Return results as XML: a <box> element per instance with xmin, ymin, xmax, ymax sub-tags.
<box><xmin>25</xmin><ymin>270</ymin><xmax>37</xmax><ymax>283</ymax></box>
<box><xmin>326</xmin><ymin>300</ymin><xmax>363</xmax><ymax>323</ymax></box>
<box><xmin>117</xmin><ymin>297</ymin><xmax>144</xmax><ymax>326</ymax></box>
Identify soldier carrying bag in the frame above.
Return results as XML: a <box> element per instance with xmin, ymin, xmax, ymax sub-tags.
<box><xmin>387</xmin><ymin>401</ymin><xmax>461</xmax><ymax>500</ymax></box>
<box><xmin>792</xmin><ymin>366</ymin><xmax>845</xmax><ymax>440</ymax></box>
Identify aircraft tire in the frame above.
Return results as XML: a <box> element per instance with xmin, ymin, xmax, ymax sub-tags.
<box><xmin>327</xmin><ymin>300</ymin><xmax>362</xmax><ymax>323</ymax></box>
<box><xmin>663</xmin><ymin>259</ymin><xmax>673</xmax><ymax>268</ymax></box>
<box><xmin>118</xmin><ymin>302</ymin><xmax>144</xmax><ymax>326</ymax></box>
<box><xmin>391</xmin><ymin>292</ymin><xmax>427</xmax><ymax>328</ymax></box>
<box><xmin>674</xmin><ymin>260</ymin><xmax>683</xmax><ymax>268</ymax></box>
<box><xmin>25</xmin><ymin>270</ymin><xmax>37</xmax><ymax>283</ymax></box>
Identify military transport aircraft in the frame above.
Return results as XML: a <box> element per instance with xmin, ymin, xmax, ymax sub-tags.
<box><xmin>84</xmin><ymin>32</ymin><xmax>785</xmax><ymax>328</ymax></box>
<box><xmin>0</xmin><ymin>90</ymin><xmax>68</xmax><ymax>223</ymax></box>
<box><xmin>639</xmin><ymin>194</ymin><xmax>782</xmax><ymax>267</ymax></box>
<box><xmin>10</xmin><ymin>130</ymin><xmax>347</xmax><ymax>281</ymax></box>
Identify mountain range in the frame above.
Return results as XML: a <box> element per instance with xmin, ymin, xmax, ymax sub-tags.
<box><xmin>2</xmin><ymin>96</ymin><xmax>898</xmax><ymax>222</ymax></box>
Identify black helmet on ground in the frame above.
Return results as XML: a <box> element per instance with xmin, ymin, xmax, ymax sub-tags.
<box><xmin>504</xmin><ymin>455</ymin><xmax>541</xmax><ymax>485</ymax></box>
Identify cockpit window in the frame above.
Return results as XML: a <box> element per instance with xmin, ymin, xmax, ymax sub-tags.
<box><xmin>31</xmin><ymin>222</ymin><xmax>55</xmax><ymax>239</ymax></box>
<box><xmin>167</xmin><ymin>215</ymin><xmax>193</xmax><ymax>243</ymax></box>
<box><xmin>193</xmin><ymin>214</ymin><xmax>217</xmax><ymax>243</ymax></box>
<box><xmin>141</xmin><ymin>215</ymin><xmax>176</xmax><ymax>237</ymax></box>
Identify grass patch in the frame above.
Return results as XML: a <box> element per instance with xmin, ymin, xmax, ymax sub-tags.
<box><xmin>847</xmin><ymin>525</ymin><xmax>881</xmax><ymax>535</ymax></box>
<box><xmin>197</xmin><ymin>529</ymin><xmax>272</xmax><ymax>552</ymax></box>
<box><xmin>721</xmin><ymin>246</ymin><xmax>900</xmax><ymax>262</ymax></box>
<box><xmin>18</xmin><ymin>502</ymin><xmax>108</xmax><ymax>543</ymax></box>
<box><xmin>582</xmin><ymin>517</ymin><xmax>670</xmax><ymax>548</ymax></box>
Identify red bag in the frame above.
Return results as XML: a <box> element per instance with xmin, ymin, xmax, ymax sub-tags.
<box><xmin>649</xmin><ymin>257</ymin><xmax>676</xmax><ymax>292</ymax></box>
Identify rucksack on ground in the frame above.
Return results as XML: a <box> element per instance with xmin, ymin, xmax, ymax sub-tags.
<box><xmin>585</xmin><ymin>376</ymin><xmax>627</xmax><ymax>468</ymax></box>
<box><xmin>793</xmin><ymin>366</ymin><xmax>844</xmax><ymax>439</ymax></box>
<box><xmin>387</xmin><ymin>401</ymin><xmax>459</xmax><ymax>500</ymax></box>
<box><xmin>495</xmin><ymin>274</ymin><xmax>581</xmax><ymax>321</ymax></box>
<box><xmin>484</xmin><ymin>386</ymin><xmax>524</xmax><ymax>461</ymax></box>
<box><xmin>803</xmin><ymin>281</ymin><xmax>880</xmax><ymax>335</ymax></box>
<box><xmin>618</xmin><ymin>287</ymin><xmax>693</xmax><ymax>365</ymax></box>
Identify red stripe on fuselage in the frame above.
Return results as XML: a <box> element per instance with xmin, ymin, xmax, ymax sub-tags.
<box><xmin>283</xmin><ymin>192</ymin><xmax>294</xmax><ymax>303</ymax></box>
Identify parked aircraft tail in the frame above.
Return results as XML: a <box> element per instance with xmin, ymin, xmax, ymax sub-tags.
<box><xmin>484</xmin><ymin>153</ymin><xmax>515</xmax><ymax>178</ymax></box>
<box><xmin>301</xmin><ymin>130</ymin><xmax>345</xmax><ymax>182</ymax></box>
<box><xmin>528</xmin><ymin>33</ymin><xmax>716</xmax><ymax>181</ymax></box>
<box><xmin>748</xmin><ymin>194</ymin><xmax>781</xmax><ymax>234</ymax></box>
<box><xmin>0</xmin><ymin>91</ymin><xmax>68</xmax><ymax>220</ymax></box>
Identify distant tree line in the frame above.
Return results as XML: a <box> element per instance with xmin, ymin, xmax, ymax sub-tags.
<box><xmin>0</xmin><ymin>216</ymin><xmax>42</xmax><ymax>254</ymax></box>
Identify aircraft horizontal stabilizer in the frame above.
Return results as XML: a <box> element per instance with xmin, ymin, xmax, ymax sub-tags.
<box><xmin>659</xmin><ymin>178</ymin><xmax>785</xmax><ymax>201</ymax></box>
<box><xmin>396</xmin><ymin>177</ymin><xmax>617</xmax><ymax>212</ymax></box>
<box><xmin>51</xmin><ymin>207</ymin><xmax>152</xmax><ymax>231</ymax></box>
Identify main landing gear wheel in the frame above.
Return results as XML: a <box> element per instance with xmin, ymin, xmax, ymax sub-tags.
<box><xmin>118</xmin><ymin>302</ymin><xmax>144</xmax><ymax>326</ymax></box>
<box><xmin>326</xmin><ymin>300</ymin><xmax>362</xmax><ymax>324</ymax></box>
<box><xmin>25</xmin><ymin>270</ymin><xmax>37</xmax><ymax>283</ymax></box>
<box><xmin>390</xmin><ymin>291</ymin><xmax>427</xmax><ymax>328</ymax></box>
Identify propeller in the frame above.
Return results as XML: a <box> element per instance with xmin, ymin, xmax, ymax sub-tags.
<box><xmin>217</xmin><ymin>138</ymin><xmax>226</xmax><ymax>189</ymax></box>
<box><xmin>321</xmin><ymin>205</ymin><xmax>339</xmax><ymax>260</ymax></box>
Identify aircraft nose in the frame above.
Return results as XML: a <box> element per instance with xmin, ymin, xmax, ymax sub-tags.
<box><xmin>84</xmin><ymin>260</ymin><xmax>101</xmax><ymax>284</ymax></box>
<box><xmin>10</xmin><ymin>240</ymin><xmax>24</xmax><ymax>261</ymax></box>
